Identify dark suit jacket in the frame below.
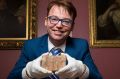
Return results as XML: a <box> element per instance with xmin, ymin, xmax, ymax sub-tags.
<box><xmin>7</xmin><ymin>34</ymin><xmax>102</xmax><ymax>79</ymax></box>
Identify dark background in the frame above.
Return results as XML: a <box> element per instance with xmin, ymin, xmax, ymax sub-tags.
<box><xmin>6</xmin><ymin>0</ymin><xmax>26</xmax><ymax>13</ymax></box>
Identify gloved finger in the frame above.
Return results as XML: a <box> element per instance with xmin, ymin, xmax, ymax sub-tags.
<box><xmin>55</xmin><ymin>66</ymin><xmax>72</xmax><ymax>79</ymax></box>
<box><xmin>55</xmin><ymin>64</ymin><xmax>71</xmax><ymax>75</ymax></box>
<box><xmin>41</xmin><ymin>52</ymin><xmax>49</xmax><ymax>56</ymax></box>
<box><xmin>31</xmin><ymin>62</ymin><xmax>52</xmax><ymax>78</ymax></box>
<box><xmin>33</xmin><ymin>52</ymin><xmax>49</xmax><ymax>64</ymax></box>
<box><xmin>31</xmin><ymin>70</ymin><xmax>52</xmax><ymax>79</ymax></box>
<box><xmin>38</xmin><ymin>65</ymin><xmax>52</xmax><ymax>74</ymax></box>
<box><xmin>32</xmin><ymin>59</ymin><xmax>52</xmax><ymax>73</ymax></box>
<box><xmin>65</xmin><ymin>54</ymin><xmax>75</xmax><ymax>62</ymax></box>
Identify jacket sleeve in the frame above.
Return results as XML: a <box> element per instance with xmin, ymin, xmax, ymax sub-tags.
<box><xmin>81</xmin><ymin>41</ymin><xmax>103</xmax><ymax>79</ymax></box>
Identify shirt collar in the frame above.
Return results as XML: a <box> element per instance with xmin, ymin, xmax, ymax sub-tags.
<box><xmin>48</xmin><ymin>37</ymin><xmax>66</xmax><ymax>52</ymax></box>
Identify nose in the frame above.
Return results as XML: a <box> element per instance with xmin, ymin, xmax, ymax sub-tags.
<box><xmin>56</xmin><ymin>21</ymin><xmax>63</xmax><ymax>28</ymax></box>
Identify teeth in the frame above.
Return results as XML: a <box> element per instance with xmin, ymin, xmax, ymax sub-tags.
<box><xmin>57</xmin><ymin>30</ymin><xmax>63</xmax><ymax>33</ymax></box>
<box><xmin>53</xmin><ymin>30</ymin><xmax>64</xmax><ymax>33</ymax></box>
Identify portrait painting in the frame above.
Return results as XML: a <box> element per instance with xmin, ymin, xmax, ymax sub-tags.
<box><xmin>89</xmin><ymin>0</ymin><xmax>120</xmax><ymax>47</ymax></box>
<box><xmin>0</xmin><ymin>0</ymin><xmax>37</xmax><ymax>49</ymax></box>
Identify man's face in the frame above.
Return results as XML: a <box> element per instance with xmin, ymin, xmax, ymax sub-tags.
<box><xmin>45</xmin><ymin>5</ymin><xmax>74</xmax><ymax>41</ymax></box>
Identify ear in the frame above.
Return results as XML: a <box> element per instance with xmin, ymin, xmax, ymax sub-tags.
<box><xmin>71</xmin><ymin>22</ymin><xmax>75</xmax><ymax>31</ymax></box>
<box><xmin>44</xmin><ymin>17</ymin><xmax>47</xmax><ymax>27</ymax></box>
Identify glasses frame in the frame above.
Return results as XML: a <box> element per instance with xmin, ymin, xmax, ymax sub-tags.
<box><xmin>47</xmin><ymin>16</ymin><xmax>73</xmax><ymax>27</ymax></box>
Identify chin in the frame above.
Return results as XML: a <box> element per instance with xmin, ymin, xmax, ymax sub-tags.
<box><xmin>51</xmin><ymin>35</ymin><xmax>63</xmax><ymax>40</ymax></box>
<box><xmin>53</xmin><ymin>37</ymin><xmax>63</xmax><ymax>40</ymax></box>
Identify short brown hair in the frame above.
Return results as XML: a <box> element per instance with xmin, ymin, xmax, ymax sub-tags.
<box><xmin>47</xmin><ymin>0</ymin><xmax>77</xmax><ymax>21</ymax></box>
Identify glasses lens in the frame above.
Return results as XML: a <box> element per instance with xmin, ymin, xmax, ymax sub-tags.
<box><xmin>62</xmin><ymin>19</ymin><xmax>73</xmax><ymax>26</ymax></box>
<box><xmin>48</xmin><ymin>16</ymin><xmax>73</xmax><ymax>27</ymax></box>
<box><xmin>48</xmin><ymin>16</ymin><xmax>59</xmax><ymax>24</ymax></box>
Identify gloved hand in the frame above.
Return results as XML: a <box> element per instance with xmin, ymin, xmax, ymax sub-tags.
<box><xmin>55</xmin><ymin>54</ymin><xmax>89</xmax><ymax>79</ymax></box>
<box><xmin>22</xmin><ymin>53</ymin><xmax>52</xmax><ymax>79</ymax></box>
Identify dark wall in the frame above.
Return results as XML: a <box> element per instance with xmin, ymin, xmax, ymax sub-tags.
<box><xmin>0</xmin><ymin>0</ymin><xmax>120</xmax><ymax>79</ymax></box>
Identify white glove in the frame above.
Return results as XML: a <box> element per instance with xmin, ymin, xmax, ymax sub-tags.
<box><xmin>22</xmin><ymin>53</ymin><xmax>52</xmax><ymax>79</ymax></box>
<box><xmin>55</xmin><ymin>54</ymin><xmax>89</xmax><ymax>79</ymax></box>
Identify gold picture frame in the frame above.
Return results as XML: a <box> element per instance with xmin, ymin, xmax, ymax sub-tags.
<box><xmin>89</xmin><ymin>0</ymin><xmax>120</xmax><ymax>47</ymax></box>
<box><xmin>0</xmin><ymin>0</ymin><xmax>37</xmax><ymax>49</ymax></box>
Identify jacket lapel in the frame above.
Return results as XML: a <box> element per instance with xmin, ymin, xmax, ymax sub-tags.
<box><xmin>35</xmin><ymin>34</ymin><xmax>49</xmax><ymax>57</ymax></box>
<box><xmin>36</xmin><ymin>35</ymin><xmax>77</xmax><ymax>58</ymax></box>
<box><xmin>65</xmin><ymin>37</ymin><xmax>77</xmax><ymax>58</ymax></box>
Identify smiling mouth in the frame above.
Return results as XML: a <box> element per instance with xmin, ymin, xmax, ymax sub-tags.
<box><xmin>52</xmin><ymin>30</ymin><xmax>65</xmax><ymax>36</ymax></box>
<box><xmin>53</xmin><ymin>30</ymin><xmax>64</xmax><ymax>33</ymax></box>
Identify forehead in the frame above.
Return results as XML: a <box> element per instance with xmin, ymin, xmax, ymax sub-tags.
<box><xmin>48</xmin><ymin>5</ymin><xmax>72</xmax><ymax>19</ymax></box>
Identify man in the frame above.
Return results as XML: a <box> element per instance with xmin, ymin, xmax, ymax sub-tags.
<box><xmin>7</xmin><ymin>0</ymin><xmax>102</xmax><ymax>79</ymax></box>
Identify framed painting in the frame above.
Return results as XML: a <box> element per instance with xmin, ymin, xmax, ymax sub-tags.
<box><xmin>89</xmin><ymin>0</ymin><xmax>120</xmax><ymax>47</ymax></box>
<box><xmin>0</xmin><ymin>0</ymin><xmax>37</xmax><ymax>49</ymax></box>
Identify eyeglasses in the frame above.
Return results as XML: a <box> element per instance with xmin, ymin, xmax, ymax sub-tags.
<box><xmin>47</xmin><ymin>16</ymin><xmax>73</xmax><ymax>27</ymax></box>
